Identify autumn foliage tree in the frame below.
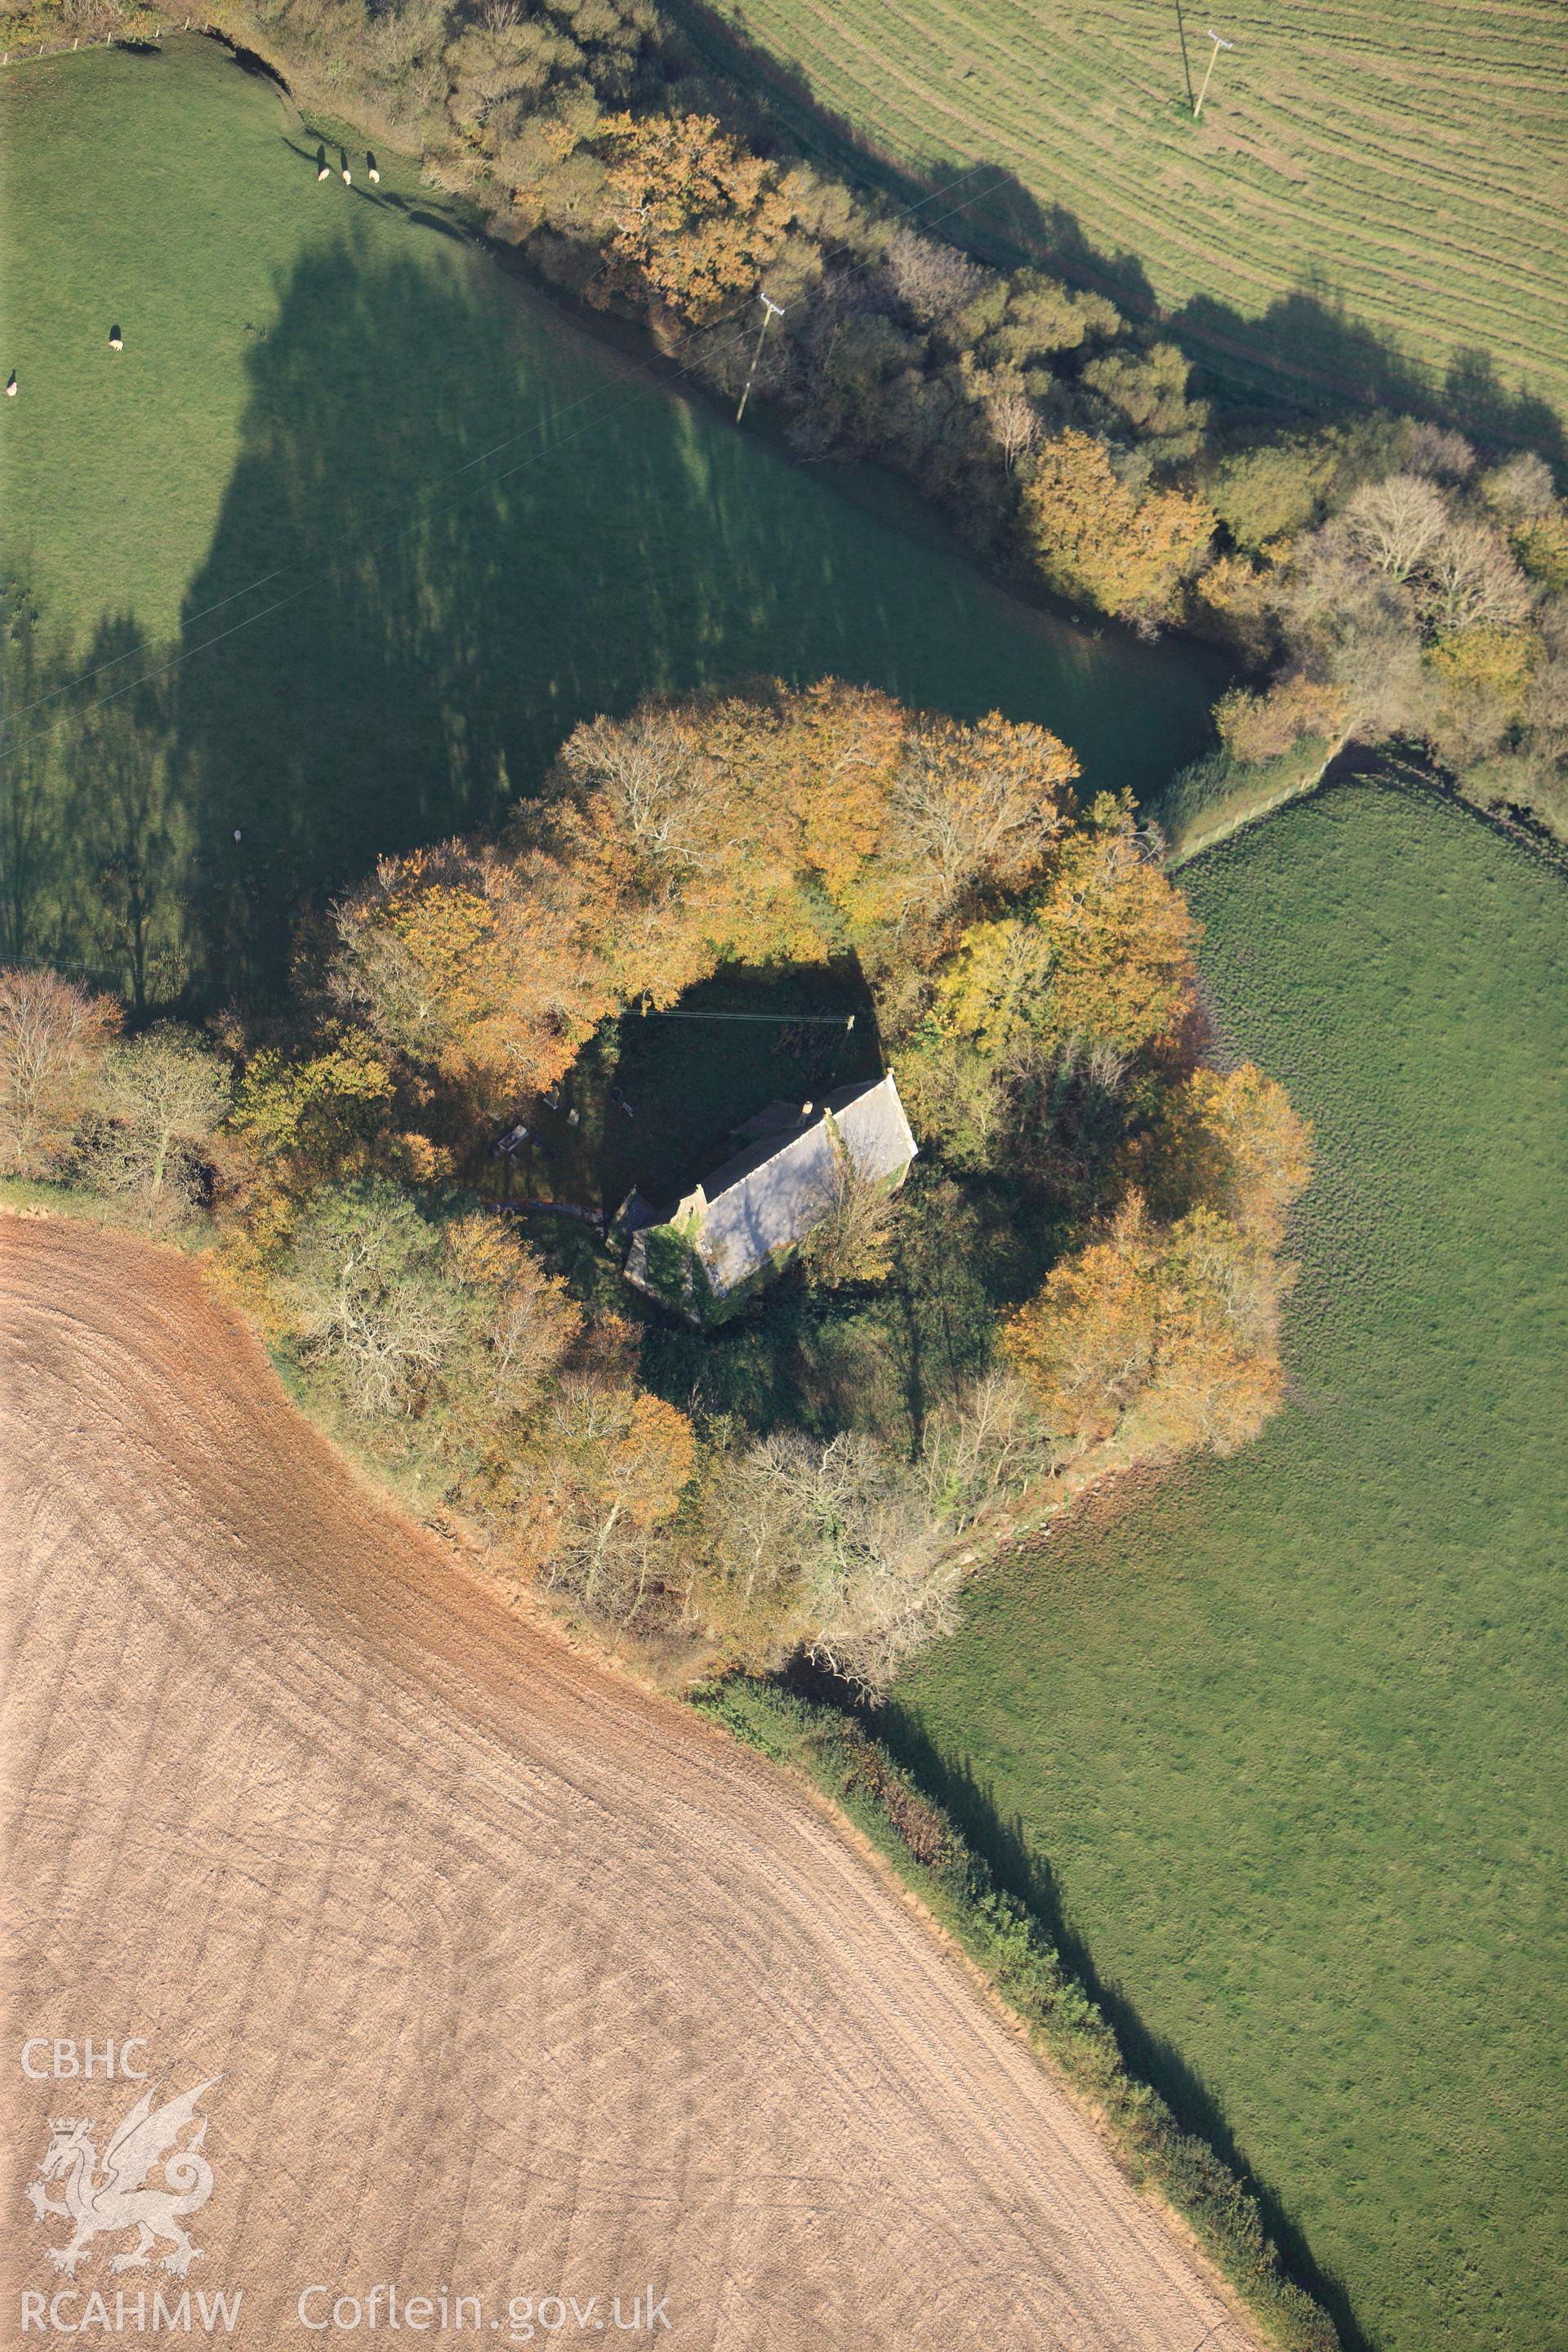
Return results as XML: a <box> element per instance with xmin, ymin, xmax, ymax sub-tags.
<box><xmin>234</xmin><ymin>1031</ymin><xmax>399</xmax><ymax>1192</ymax></box>
<box><xmin>1129</xmin><ymin>1062</ymin><xmax>1314</xmax><ymax>1247</ymax></box>
<box><xmin>332</xmin><ymin>682</ymin><xmax>1082</xmax><ymax>1094</ymax></box>
<box><xmin>532</xmin><ymin>1380</ymin><xmax>697</xmax><ymax>1614</ymax></box>
<box><xmin>1002</xmin><ymin>1061</ymin><xmax>1312</xmax><ymax>1468</ymax></box>
<box><xmin>599</xmin><ymin>113</ymin><xmax>793</xmax><ymax>327</ymax></box>
<box><xmin>1214</xmin><ymin>674</ymin><xmax>1349</xmax><ymax>766</ymax></box>
<box><xmin>933</xmin><ymin>795</ymin><xmax>1198</xmax><ymax>1066</ymax></box>
<box><xmin>1003</xmin><ymin>1192</ymin><xmax>1287</xmax><ymax>1462</ymax></box>
<box><xmin>0</xmin><ymin>968</ymin><xmax>120</xmax><ymax>1177</ymax></box>
<box><xmin>1022</xmin><ymin>430</ymin><xmax>1215</xmax><ymax>622</ymax></box>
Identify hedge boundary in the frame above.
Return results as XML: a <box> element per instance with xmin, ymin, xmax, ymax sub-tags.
<box><xmin>692</xmin><ymin>1675</ymin><xmax>1339</xmax><ymax>2352</ymax></box>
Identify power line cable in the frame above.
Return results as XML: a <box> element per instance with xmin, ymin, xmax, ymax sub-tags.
<box><xmin>3</xmin><ymin>157</ymin><xmax>1005</xmax><ymax>738</ymax></box>
<box><xmin>3</xmin><ymin>167</ymin><xmax>1012</xmax><ymax>760</ymax></box>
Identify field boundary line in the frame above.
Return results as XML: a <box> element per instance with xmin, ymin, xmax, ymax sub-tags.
<box><xmin>695</xmin><ymin>1677</ymin><xmax>1342</xmax><ymax>2352</ymax></box>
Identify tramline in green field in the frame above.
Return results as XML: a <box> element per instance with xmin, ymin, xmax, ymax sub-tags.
<box><xmin>672</xmin><ymin>0</ymin><xmax>1568</xmax><ymax>439</ymax></box>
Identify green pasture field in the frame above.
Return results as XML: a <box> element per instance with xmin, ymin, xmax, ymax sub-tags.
<box><xmin>884</xmin><ymin>780</ymin><xmax>1568</xmax><ymax>2352</ymax></box>
<box><xmin>673</xmin><ymin>0</ymin><xmax>1568</xmax><ymax>441</ymax></box>
<box><xmin>0</xmin><ymin>35</ymin><xmax>1219</xmax><ymax>1011</ymax></box>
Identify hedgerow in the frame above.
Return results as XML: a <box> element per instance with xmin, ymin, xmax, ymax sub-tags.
<box><xmin>696</xmin><ymin>1674</ymin><xmax>1339</xmax><ymax>2352</ymax></box>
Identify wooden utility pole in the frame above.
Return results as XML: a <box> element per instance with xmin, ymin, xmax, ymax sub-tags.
<box><xmin>735</xmin><ymin>292</ymin><xmax>786</xmax><ymax>425</ymax></box>
<box><xmin>1194</xmin><ymin>27</ymin><xmax>1233</xmax><ymax>117</ymax></box>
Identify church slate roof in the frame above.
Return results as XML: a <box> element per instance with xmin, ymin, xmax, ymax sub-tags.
<box><xmin>676</xmin><ymin>1073</ymin><xmax>917</xmax><ymax>1296</ymax></box>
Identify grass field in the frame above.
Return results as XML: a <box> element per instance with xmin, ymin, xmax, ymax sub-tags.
<box><xmin>8</xmin><ymin>45</ymin><xmax>1566</xmax><ymax>2351</ymax></box>
<box><xmin>0</xmin><ymin>36</ymin><xmax>1219</xmax><ymax>1010</ymax></box>
<box><xmin>676</xmin><ymin>0</ymin><xmax>1568</xmax><ymax>440</ymax></box>
<box><xmin>883</xmin><ymin>780</ymin><xmax>1568</xmax><ymax>2352</ymax></box>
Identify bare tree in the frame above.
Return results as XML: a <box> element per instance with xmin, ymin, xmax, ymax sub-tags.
<box><xmin>985</xmin><ymin>382</ymin><xmax>1042</xmax><ymax>474</ymax></box>
<box><xmin>90</xmin><ymin>1025</ymin><xmax>232</xmax><ymax>1218</ymax></box>
<box><xmin>793</xmin><ymin>1432</ymin><xmax>962</xmax><ymax>1690</ymax></box>
<box><xmin>1418</xmin><ymin>520</ymin><xmax>1535</xmax><ymax>633</ymax></box>
<box><xmin>692</xmin><ymin>1423</ymin><xmax>969</xmax><ymax>1688</ymax></box>
<box><xmin>0</xmin><ymin>968</ymin><xmax>119</xmax><ymax>1177</ymax></box>
<box><xmin>731</xmin><ymin>1428</ymin><xmax>962</xmax><ymax>1690</ymax></box>
<box><xmin>1525</xmin><ymin>648</ymin><xmax>1568</xmax><ymax>751</ymax></box>
<box><xmin>918</xmin><ymin>1369</ymin><xmax>1043</xmax><ymax>1529</ymax></box>
<box><xmin>284</xmin><ymin>1182</ymin><xmax>467</xmax><ymax>1418</ymax></box>
<box><xmin>796</xmin><ymin>1130</ymin><xmax>902</xmax><ymax>1289</ymax></box>
<box><xmin>1326</xmin><ymin>622</ymin><xmax>1429</xmax><ymax>738</ymax></box>
<box><xmin>1343</xmin><ymin>474</ymin><xmax>1450</xmax><ymax>581</ymax></box>
<box><xmin>888</xmin><ymin>712</ymin><xmax>1074</xmax><ymax>919</ymax></box>
<box><xmin>1283</xmin><ymin>524</ymin><xmax>1417</xmax><ymax>648</ymax></box>
<box><xmin>880</xmin><ymin>227</ymin><xmax>988</xmax><ymax>327</ymax></box>
<box><xmin>555</xmin><ymin>708</ymin><xmax>724</xmax><ymax>876</ymax></box>
<box><xmin>1481</xmin><ymin>451</ymin><xmax>1557</xmax><ymax>521</ymax></box>
<box><xmin>1407</xmin><ymin>423</ymin><xmax>1475</xmax><ymax>482</ymax></box>
<box><xmin>487</xmin><ymin>1252</ymin><xmax>582</xmax><ymax>1413</ymax></box>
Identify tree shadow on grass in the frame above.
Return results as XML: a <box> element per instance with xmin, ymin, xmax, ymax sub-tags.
<box><xmin>160</xmin><ymin>220</ymin><xmax>1217</xmax><ymax>1007</ymax></box>
<box><xmin>2</xmin><ymin>605</ymin><xmax>193</xmax><ymax>1009</ymax></box>
<box><xmin>848</xmin><ymin>1684</ymin><xmax>1375</xmax><ymax>2352</ymax></box>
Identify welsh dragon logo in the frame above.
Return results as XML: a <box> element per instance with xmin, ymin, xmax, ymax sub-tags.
<box><xmin>26</xmin><ymin>2078</ymin><xmax>220</xmax><ymax>2278</ymax></box>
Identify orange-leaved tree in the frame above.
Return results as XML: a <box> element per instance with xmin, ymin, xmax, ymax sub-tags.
<box><xmin>1003</xmin><ymin>1191</ymin><xmax>1286</xmax><ymax>1462</ymax></box>
<box><xmin>1127</xmin><ymin>1062</ymin><xmax>1313</xmax><ymax>1248</ymax></box>
<box><xmin>935</xmin><ymin>795</ymin><xmax>1198</xmax><ymax>1063</ymax></box>
<box><xmin>332</xmin><ymin>684</ymin><xmax>1084</xmax><ymax>1096</ymax></box>
<box><xmin>600</xmin><ymin>113</ymin><xmax>794</xmax><ymax>325</ymax></box>
<box><xmin>334</xmin><ymin>842</ymin><xmax>621</xmax><ymax>1094</ymax></box>
<box><xmin>1022</xmin><ymin>430</ymin><xmax>1214</xmax><ymax>621</ymax></box>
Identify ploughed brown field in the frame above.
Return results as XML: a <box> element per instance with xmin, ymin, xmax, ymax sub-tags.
<box><xmin>2</xmin><ymin>1216</ymin><xmax>1257</xmax><ymax>2350</ymax></box>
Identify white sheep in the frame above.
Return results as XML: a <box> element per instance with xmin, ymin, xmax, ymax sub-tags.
<box><xmin>368</xmin><ymin>154</ymin><xmax>381</xmax><ymax>183</ymax></box>
<box><xmin>5</xmin><ymin>372</ymin><xmax>16</xmax><ymax>399</ymax></box>
<box><xmin>342</xmin><ymin>167</ymin><xmax>351</xmax><ymax>185</ymax></box>
<box><xmin>109</xmin><ymin>328</ymin><xmax>123</xmax><ymax>352</ymax></box>
<box><xmin>317</xmin><ymin>163</ymin><xmax>329</xmax><ymax>182</ymax></box>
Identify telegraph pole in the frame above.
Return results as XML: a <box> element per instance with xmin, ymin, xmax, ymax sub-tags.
<box><xmin>1193</xmin><ymin>27</ymin><xmax>1233</xmax><ymax>117</ymax></box>
<box><xmin>735</xmin><ymin>292</ymin><xmax>786</xmax><ymax>425</ymax></box>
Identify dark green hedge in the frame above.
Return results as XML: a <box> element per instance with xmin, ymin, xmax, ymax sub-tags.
<box><xmin>693</xmin><ymin>1677</ymin><xmax>1339</xmax><ymax>2352</ymax></box>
